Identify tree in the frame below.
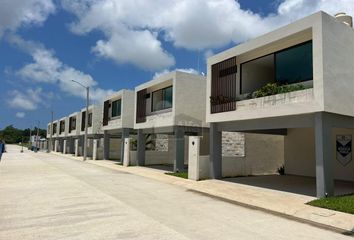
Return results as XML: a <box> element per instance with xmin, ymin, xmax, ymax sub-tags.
<box><xmin>0</xmin><ymin>125</ymin><xmax>47</xmax><ymax>144</ymax></box>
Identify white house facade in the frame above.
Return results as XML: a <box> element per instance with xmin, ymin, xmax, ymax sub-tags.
<box><xmin>206</xmin><ymin>11</ymin><xmax>354</xmax><ymax>197</ymax></box>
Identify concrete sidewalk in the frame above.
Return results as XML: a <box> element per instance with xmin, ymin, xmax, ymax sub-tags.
<box><xmin>51</xmin><ymin>151</ymin><xmax>354</xmax><ymax>235</ymax></box>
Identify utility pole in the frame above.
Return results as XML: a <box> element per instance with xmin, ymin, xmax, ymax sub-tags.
<box><xmin>84</xmin><ymin>86</ymin><xmax>89</xmax><ymax>161</ymax></box>
<box><xmin>71</xmin><ymin>80</ymin><xmax>89</xmax><ymax>161</ymax></box>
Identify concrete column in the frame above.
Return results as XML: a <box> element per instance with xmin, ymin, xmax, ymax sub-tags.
<box><xmin>137</xmin><ymin>129</ymin><xmax>145</xmax><ymax>166</ymax></box>
<box><xmin>103</xmin><ymin>131</ymin><xmax>110</xmax><ymax>160</ymax></box>
<box><xmin>315</xmin><ymin>112</ymin><xmax>334</xmax><ymax>198</ymax></box>
<box><xmin>92</xmin><ymin>139</ymin><xmax>98</xmax><ymax>160</ymax></box>
<box><xmin>120</xmin><ymin>128</ymin><xmax>130</xmax><ymax>164</ymax></box>
<box><xmin>123</xmin><ymin>138</ymin><xmax>131</xmax><ymax>167</ymax></box>
<box><xmin>210</xmin><ymin>123</ymin><xmax>222</xmax><ymax>179</ymax></box>
<box><xmin>174</xmin><ymin>127</ymin><xmax>185</xmax><ymax>172</ymax></box>
<box><xmin>74</xmin><ymin>139</ymin><xmax>79</xmax><ymax>157</ymax></box>
<box><xmin>54</xmin><ymin>140</ymin><xmax>58</xmax><ymax>152</ymax></box>
<box><xmin>63</xmin><ymin>140</ymin><xmax>67</xmax><ymax>154</ymax></box>
<box><xmin>80</xmin><ymin>135</ymin><xmax>85</xmax><ymax>156</ymax></box>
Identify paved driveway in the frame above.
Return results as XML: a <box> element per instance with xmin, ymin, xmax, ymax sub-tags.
<box><xmin>0</xmin><ymin>145</ymin><xmax>351</xmax><ymax>240</ymax></box>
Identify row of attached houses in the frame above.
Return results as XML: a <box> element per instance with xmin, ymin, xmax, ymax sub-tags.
<box><xmin>46</xmin><ymin>11</ymin><xmax>354</xmax><ymax>198</ymax></box>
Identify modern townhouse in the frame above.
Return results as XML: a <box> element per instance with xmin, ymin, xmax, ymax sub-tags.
<box><xmin>134</xmin><ymin>71</ymin><xmax>208</xmax><ymax>172</ymax></box>
<box><xmin>63</xmin><ymin>111</ymin><xmax>81</xmax><ymax>155</ymax></box>
<box><xmin>57</xmin><ymin>116</ymin><xmax>68</xmax><ymax>153</ymax></box>
<box><xmin>206</xmin><ymin>11</ymin><xmax>354</xmax><ymax>197</ymax></box>
<box><xmin>47</xmin><ymin>120</ymin><xmax>59</xmax><ymax>152</ymax></box>
<box><xmin>77</xmin><ymin>105</ymin><xmax>103</xmax><ymax>158</ymax></box>
<box><xmin>101</xmin><ymin>89</ymin><xmax>135</xmax><ymax>163</ymax></box>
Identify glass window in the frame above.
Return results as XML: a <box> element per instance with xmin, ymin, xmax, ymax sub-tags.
<box><xmin>241</xmin><ymin>54</ymin><xmax>275</xmax><ymax>94</ymax></box>
<box><xmin>152</xmin><ymin>86</ymin><xmax>173</xmax><ymax>112</ymax></box>
<box><xmin>88</xmin><ymin>113</ymin><xmax>92</xmax><ymax>127</ymax></box>
<box><xmin>111</xmin><ymin>99</ymin><xmax>121</xmax><ymax>117</ymax></box>
<box><xmin>275</xmin><ymin>41</ymin><xmax>313</xmax><ymax>84</ymax></box>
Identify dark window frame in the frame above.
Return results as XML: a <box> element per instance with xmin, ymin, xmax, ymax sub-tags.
<box><xmin>151</xmin><ymin>85</ymin><xmax>173</xmax><ymax>112</ymax></box>
<box><xmin>111</xmin><ymin>99</ymin><xmax>122</xmax><ymax>118</ymax></box>
<box><xmin>240</xmin><ymin>40</ymin><xmax>313</xmax><ymax>94</ymax></box>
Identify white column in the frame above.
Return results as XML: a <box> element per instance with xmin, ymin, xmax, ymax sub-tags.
<box><xmin>63</xmin><ymin>140</ymin><xmax>67</xmax><ymax>154</ymax></box>
<box><xmin>54</xmin><ymin>140</ymin><xmax>58</xmax><ymax>152</ymax></box>
<box><xmin>75</xmin><ymin>139</ymin><xmax>79</xmax><ymax>157</ymax></box>
<box><xmin>188</xmin><ymin>136</ymin><xmax>200</xmax><ymax>180</ymax></box>
<box><xmin>92</xmin><ymin>139</ymin><xmax>98</xmax><ymax>160</ymax></box>
<box><xmin>123</xmin><ymin>138</ymin><xmax>131</xmax><ymax>167</ymax></box>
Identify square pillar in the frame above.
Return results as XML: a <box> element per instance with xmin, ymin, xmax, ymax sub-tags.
<box><xmin>210</xmin><ymin>123</ymin><xmax>222</xmax><ymax>179</ymax></box>
<box><xmin>92</xmin><ymin>139</ymin><xmax>98</xmax><ymax>160</ymax></box>
<box><xmin>80</xmin><ymin>135</ymin><xmax>85</xmax><ymax>156</ymax></box>
<box><xmin>74</xmin><ymin>139</ymin><xmax>79</xmax><ymax>157</ymax></box>
<box><xmin>137</xmin><ymin>129</ymin><xmax>145</xmax><ymax>166</ymax></box>
<box><xmin>103</xmin><ymin>130</ymin><xmax>110</xmax><ymax>160</ymax></box>
<box><xmin>54</xmin><ymin>140</ymin><xmax>58</xmax><ymax>152</ymax></box>
<box><xmin>315</xmin><ymin>112</ymin><xmax>334</xmax><ymax>198</ymax></box>
<box><xmin>63</xmin><ymin>140</ymin><xmax>67</xmax><ymax>154</ymax></box>
<box><xmin>123</xmin><ymin>138</ymin><xmax>131</xmax><ymax>167</ymax></box>
<box><xmin>174</xmin><ymin>127</ymin><xmax>185</xmax><ymax>172</ymax></box>
<box><xmin>120</xmin><ymin>128</ymin><xmax>130</xmax><ymax>164</ymax></box>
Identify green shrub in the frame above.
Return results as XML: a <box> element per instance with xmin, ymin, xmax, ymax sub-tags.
<box><xmin>252</xmin><ymin>83</ymin><xmax>305</xmax><ymax>99</ymax></box>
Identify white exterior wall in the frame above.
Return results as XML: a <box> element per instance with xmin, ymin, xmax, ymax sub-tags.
<box><xmin>134</xmin><ymin>71</ymin><xmax>207</xmax><ymax>129</ymax></box>
<box><xmin>206</xmin><ymin>12</ymin><xmax>329</xmax><ymax>123</ymax></box>
<box><xmin>58</xmin><ymin>117</ymin><xmax>69</xmax><ymax>138</ymax></box>
<box><xmin>80</xmin><ymin>105</ymin><xmax>103</xmax><ymax>135</ymax></box>
<box><xmin>53</xmin><ymin>120</ymin><xmax>59</xmax><ymax>138</ymax></box>
<box><xmin>174</xmin><ymin>71</ymin><xmax>207</xmax><ymax>128</ymax></box>
<box><xmin>222</xmin><ymin>133</ymin><xmax>284</xmax><ymax>177</ymax></box>
<box><xmin>321</xmin><ymin>13</ymin><xmax>354</xmax><ymax>117</ymax></box>
<box><xmin>284</xmin><ymin>128</ymin><xmax>354</xmax><ymax>182</ymax></box>
<box><xmin>102</xmin><ymin>89</ymin><xmax>135</xmax><ymax>131</ymax></box>
<box><xmin>67</xmin><ymin>112</ymin><xmax>81</xmax><ymax>137</ymax></box>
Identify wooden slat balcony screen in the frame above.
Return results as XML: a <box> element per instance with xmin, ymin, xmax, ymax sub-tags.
<box><xmin>210</xmin><ymin>57</ymin><xmax>237</xmax><ymax>114</ymax></box>
<box><xmin>103</xmin><ymin>100</ymin><xmax>109</xmax><ymax>126</ymax></box>
<box><xmin>81</xmin><ymin>111</ymin><xmax>86</xmax><ymax>131</ymax></box>
<box><xmin>136</xmin><ymin>89</ymin><xmax>147</xmax><ymax>123</ymax></box>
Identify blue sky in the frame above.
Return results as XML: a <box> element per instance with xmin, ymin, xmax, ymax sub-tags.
<box><xmin>0</xmin><ymin>0</ymin><xmax>353</xmax><ymax>129</ymax></box>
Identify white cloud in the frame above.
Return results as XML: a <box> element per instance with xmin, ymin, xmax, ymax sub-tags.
<box><xmin>61</xmin><ymin>0</ymin><xmax>354</xmax><ymax>71</ymax></box>
<box><xmin>7</xmin><ymin>88</ymin><xmax>44</xmax><ymax>110</ymax></box>
<box><xmin>8</xmin><ymin>35</ymin><xmax>114</xmax><ymax>103</ymax></box>
<box><xmin>0</xmin><ymin>0</ymin><xmax>55</xmax><ymax>39</ymax></box>
<box><xmin>16</xmin><ymin>112</ymin><xmax>26</xmax><ymax>118</ymax></box>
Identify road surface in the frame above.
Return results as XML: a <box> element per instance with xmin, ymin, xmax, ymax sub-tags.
<box><xmin>0</xmin><ymin>145</ymin><xmax>351</xmax><ymax>240</ymax></box>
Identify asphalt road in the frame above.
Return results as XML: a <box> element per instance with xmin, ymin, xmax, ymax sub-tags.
<box><xmin>0</xmin><ymin>145</ymin><xmax>351</xmax><ymax>240</ymax></box>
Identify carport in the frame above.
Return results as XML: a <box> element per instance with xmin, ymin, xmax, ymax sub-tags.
<box><xmin>210</xmin><ymin>112</ymin><xmax>354</xmax><ymax>198</ymax></box>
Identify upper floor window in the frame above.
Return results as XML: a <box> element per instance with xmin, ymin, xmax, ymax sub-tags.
<box><xmin>53</xmin><ymin>123</ymin><xmax>57</xmax><ymax>134</ymax></box>
<box><xmin>111</xmin><ymin>99</ymin><xmax>121</xmax><ymax>118</ymax></box>
<box><xmin>88</xmin><ymin>112</ymin><xmax>93</xmax><ymax>127</ymax></box>
<box><xmin>240</xmin><ymin>41</ymin><xmax>313</xmax><ymax>94</ymax></box>
<box><xmin>275</xmin><ymin>41</ymin><xmax>313</xmax><ymax>84</ymax></box>
<box><xmin>152</xmin><ymin>86</ymin><xmax>173</xmax><ymax>112</ymax></box>
<box><xmin>69</xmin><ymin>117</ymin><xmax>76</xmax><ymax>131</ymax></box>
<box><xmin>60</xmin><ymin>121</ymin><xmax>65</xmax><ymax>133</ymax></box>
